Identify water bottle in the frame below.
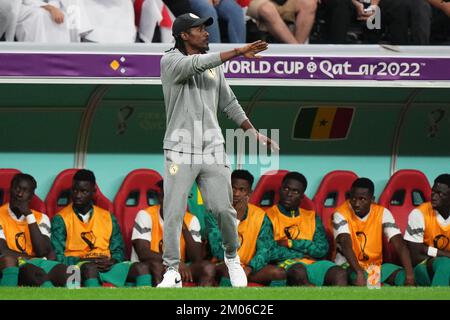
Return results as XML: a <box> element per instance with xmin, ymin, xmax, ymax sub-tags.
<box><xmin>366</xmin><ymin>263</ymin><xmax>381</xmax><ymax>289</ymax></box>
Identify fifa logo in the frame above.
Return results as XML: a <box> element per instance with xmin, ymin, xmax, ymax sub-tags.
<box><xmin>81</xmin><ymin>231</ymin><xmax>97</xmax><ymax>251</ymax></box>
<box><xmin>15</xmin><ymin>232</ymin><xmax>27</xmax><ymax>254</ymax></box>
<box><xmin>356</xmin><ymin>231</ymin><xmax>370</xmax><ymax>261</ymax></box>
<box><xmin>434</xmin><ymin>234</ymin><xmax>450</xmax><ymax>250</ymax></box>
<box><xmin>284</xmin><ymin>225</ymin><xmax>300</xmax><ymax>240</ymax></box>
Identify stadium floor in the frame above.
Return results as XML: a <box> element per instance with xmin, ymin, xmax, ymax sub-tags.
<box><xmin>0</xmin><ymin>287</ymin><xmax>449</xmax><ymax>300</ymax></box>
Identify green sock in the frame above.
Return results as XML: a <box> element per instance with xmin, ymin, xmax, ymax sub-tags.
<box><xmin>431</xmin><ymin>258</ymin><xmax>450</xmax><ymax>286</ymax></box>
<box><xmin>42</xmin><ymin>281</ymin><xmax>54</xmax><ymax>288</ymax></box>
<box><xmin>1</xmin><ymin>267</ymin><xmax>19</xmax><ymax>287</ymax></box>
<box><xmin>269</xmin><ymin>280</ymin><xmax>287</xmax><ymax>287</ymax></box>
<box><xmin>219</xmin><ymin>277</ymin><xmax>232</xmax><ymax>287</ymax></box>
<box><xmin>66</xmin><ymin>281</ymin><xmax>81</xmax><ymax>289</ymax></box>
<box><xmin>136</xmin><ymin>274</ymin><xmax>152</xmax><ymax>287</ymax></box>
<box><xmin>394</xmin><ymin>270</ymin><xmax>405</xmax><ymax>286</ymax></box>
<box><xmin>84</xmin><ymin>278</ymin><xmax>101</xmax><ymax>288</ymax></box>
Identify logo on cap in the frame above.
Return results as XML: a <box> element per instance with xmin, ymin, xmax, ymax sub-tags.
<box><xmin>189</xmin><ymin>13</ymin><xmax>200</xmax><ymax>19</ymax></box>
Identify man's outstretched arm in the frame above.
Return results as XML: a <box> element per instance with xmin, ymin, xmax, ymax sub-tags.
<box><xmin>220</xmin><ymin>40</ymin><xmax>268</xmax><ymax>62</ymax></box>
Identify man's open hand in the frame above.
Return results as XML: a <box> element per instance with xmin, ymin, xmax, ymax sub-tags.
<box><xmin>236</xmin><ymin>40</ymin><xmax>268</xmax><ymax>59</ymax></box>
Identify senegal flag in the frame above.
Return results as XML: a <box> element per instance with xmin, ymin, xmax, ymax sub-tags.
<box><xmin>293</xmin><ymin>107</ymin><xmax>354</xmax><ymax>140</ymax></box>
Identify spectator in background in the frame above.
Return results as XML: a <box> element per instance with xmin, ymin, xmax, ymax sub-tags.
<box><xmin>319</xmin><ymin>0</ymin><xmax>354</xmax><ymax>44</ymax></box>
<box><xmin>320</xmin><ymin>0</ymin><xmax>434</xmax><ymax>45</ymax></box>
<box><xmin>15</xmin><ymin>0</ymin><xmax>70</xmax><ymax>43</ymax></box>
<box><xmin>247</xmin><ymin>0</ymin><xmax>317</xmax><ymax>44</ymax></box>
<box><xmin>163</xmin><ymin>0</ymin><xmax>191</xmax><ymax>16</ymax></box>
<box><xmin>189</xmin><ymin>0</ymin><xmax>246</xmax><ymax>43</ymax></box>
<box><xmin>135</xmin><ymin>0</ymin><xmax>177</xmax><ymax>43</ymax></box>
<box><xmin>0</xmin><ymin>0</ymin><xmax>20</xmax><ymax>41</ymax></box>
<box><xmin>427</xmin><ymin>0</ymin><xmax>450</xmax><ymax>44</ymax></box>
<box><xmin>405</xmin><ymin>0</ymin><xmax>432</xmax><ymax>45</ymax></box>
<box><xmin>80</xmin><ymin>0</ymin><xmax>136</xmax><ymax>43</ymax></box>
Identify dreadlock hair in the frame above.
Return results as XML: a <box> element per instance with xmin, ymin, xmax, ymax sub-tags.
<box><xmin>166</xmin><ymin>32</ymin><xmax>207</xmax><ymax>55</ymax></box>
<box><xmin>166</xmin><ymin>34</ymin><xmax>188</xmax><ymax>55</ymax></box>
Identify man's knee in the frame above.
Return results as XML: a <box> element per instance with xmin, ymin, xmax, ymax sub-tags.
<box><xmin>80</xmin><ymin>263</ymin><xmax>99</xmax><ymax>279</ymax></box>
<box><xmin>147</xmin><ymin>261</ymin><xmax>164</xmax><ymax>274</ymax></box>
<box><xmin>434</xmin><ymin>256</ymin><xmax>450</xmax><ymax>270</ymax></box>
<box><xmin>0</xmin><ymin>256</ymin><xmax>18</xmax><ymax>270</ymax></box>
<box><xmin>296</xmin><ymin>0</ymin><xmax>318</xmax><ymax>14</ymax></box>
<box><xmin>209</xmin><ymin>203</ymin><xmax>234</xmax><ymax>217</ymax></box>
<box><xmin>131</xmin><ymin>262</ymin><xmax>150</xmax><ymax>276</ymax></box>
<box><xmin>286</xmin><ymin>264</ymin><xmax>308</xmax><ymax>285</ymax></box>
<box><xmin>193</xmin><ymin>261</ymin><xmax>216</xmax><ymax>286</ymax></box>
<box><xmin>258</xmin><ymin>2</ymin><xmax>279</xmax><ymax>20</ymax></box>
<box><xmin>325</xmin><ymin>266</ymin><xmax>348</xmax><ymax>286</ymax></box>
<box><xmin>18</xmin><ymin>264</ymin><xmax>47</xmax><ymax>287</ymax></box>
<box><xmin>200</xmin><ymin>261</ymin><xmax>216</xmax><ymax>279</ymax></box>
<box><xmin>270</xmin><ymin>267</ymin><xmax>287</xmax><ymax>280</ymax></box>
<box><xmin>49</xmin><ymin>264</ymin><xmax>70</xmax><ymax>287</ymax></box>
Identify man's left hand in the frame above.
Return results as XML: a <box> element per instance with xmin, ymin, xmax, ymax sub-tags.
<box><xmin>256</xmin><ymin>132</ymin><xmax>280</xmax><ymax>151</ymax></box>
<box><xmin>236</xmin><ymin>40</ymin><xmax>269</xmax><ymax>59</ymax></box>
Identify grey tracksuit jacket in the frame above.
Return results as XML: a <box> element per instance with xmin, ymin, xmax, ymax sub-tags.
<box><xmin>160</xmin><ymin>49</ymin><xmax>248</xmax><ymax>154</ymax></box>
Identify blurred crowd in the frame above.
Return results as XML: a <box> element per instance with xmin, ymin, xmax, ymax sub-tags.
<box><xmin>0</xmin><ymin>0</ymin><xmax>449</xmax><ymax>45</ymax></box>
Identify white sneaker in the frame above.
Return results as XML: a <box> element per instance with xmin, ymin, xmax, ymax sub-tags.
<box><xmin>156</xmin><ymin>267</ymin><xmax>182</xmax><ymax>288</ymax></box>
<box><xmin>224</xmin><ymin>255</ymin><xmax>247</xmax><ymax>287</ymax></box>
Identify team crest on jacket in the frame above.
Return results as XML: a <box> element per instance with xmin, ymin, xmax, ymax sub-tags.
<box><xmin>169</xmin><ymin>163</ymin><xmax>179</xmax><ymax>175</ymax></box>
<box><xmin>207</xmin><ymin>69</ymin><xmax>216</xmax><ymax>79</ymax></box>
<box><xmin>81</xmin><ymin>231</ymin><xmax>97</xmax><ymax>250</ymax></box>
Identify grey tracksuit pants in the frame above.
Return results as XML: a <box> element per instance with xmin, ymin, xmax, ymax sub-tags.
<box><xmin>162</xmin><ymin>149</ymin><xmax>239</xmax><ymax>270</ymax></box>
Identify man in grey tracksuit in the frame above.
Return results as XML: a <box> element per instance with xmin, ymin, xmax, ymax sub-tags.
<box><xmin>157</xmin><ymin>13</ymin><xmax>277</xmax><ymax>288</ymax></box>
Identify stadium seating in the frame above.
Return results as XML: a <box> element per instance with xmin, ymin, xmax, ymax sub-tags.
<box><xmin>249</xmin><ymin>170</ymin><xmax>315</xmax><ymax>210</ymax></box>
<box><xmin>313</xmin><ymin>170</ymin><xmax>358</xmax><ymax>221</ymax></box>
<box><xmin>44</xmin><ymin>168</ymin><xmax>114</xmax><ymax>219</ymax></box>
<box><xmin>312</xmin><ymin>170</ymin><xmax>358</xmax><ymax>258</ymax></box>
<box><xmin>113</xmin><ymin>168</ymin><xmax>163</xmax><ymax>259</ymax></box>
<box><xmin>378</xmin><ymin>169</ymin><xmax>432</xmax><ymax>263</ymax></box>
<box><xmin>0</xmin><ymin>168</ymin><xmax>46</xmax><ymax>212</ymax></box>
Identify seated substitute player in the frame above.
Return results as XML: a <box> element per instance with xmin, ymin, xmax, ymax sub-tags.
<box><xmin>266</xmin><ymin>172</ymin><xmax>348</xmax><ymax>286</ymax></box>
<box><xmin>0</xmin><ymin>173</ymin><xmax>69</xmax><ymax>287</ymax></box>
<box><xmin>404</xmin><ymin>173</ymin><xmax>450</xmax><ymax>286</ymax></box>
<box><xmin>132</xmin><ymin>180</ymin><xmax>215</xmax><ymax>287</ymax></box>
<box><xmin>51</xmin><ymin>169</ymin><xmax>151</xmax><ymax>288</ymax></box>
<box><xmin>333</xmin><ymin>177</ymin><xmax>415</xmax><ymax>286</ymax></box>
<box><xmin>206</xmin><ymin>170</ymin><xmax>298</xmax><ymax>286</ymax></box>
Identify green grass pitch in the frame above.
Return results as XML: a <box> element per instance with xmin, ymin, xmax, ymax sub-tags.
<box><xmin>0</xmin><ymin>287</ymin><xmax>449</xmax><ymax>300</ymax></box>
